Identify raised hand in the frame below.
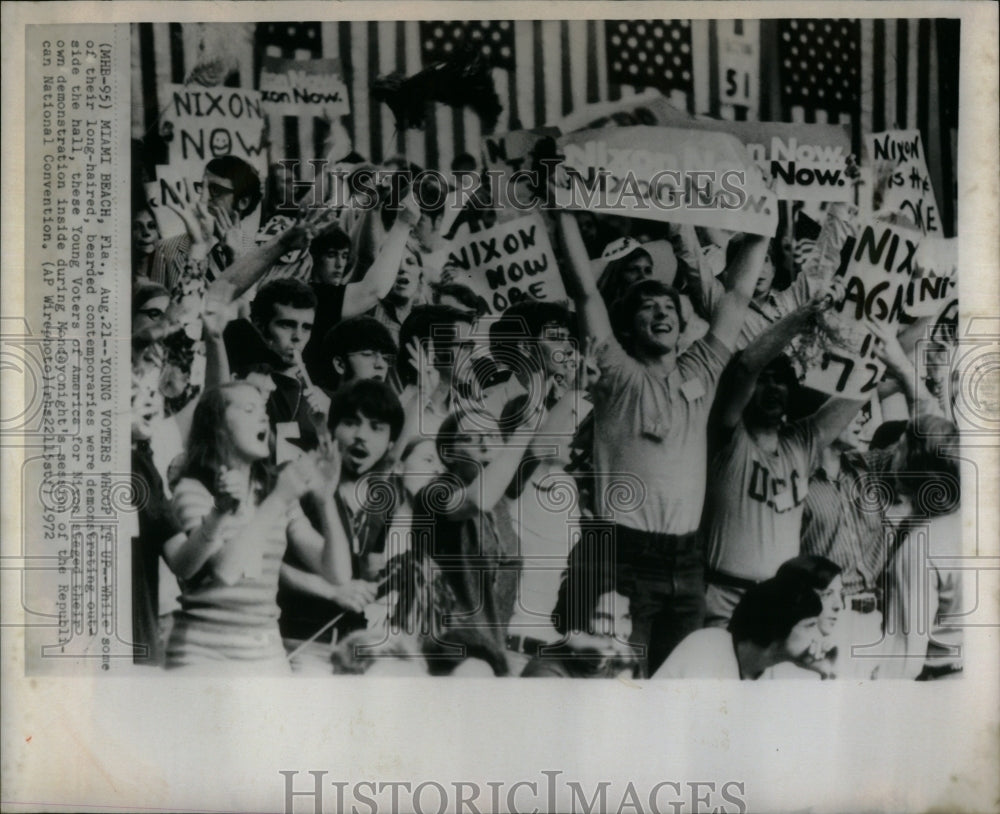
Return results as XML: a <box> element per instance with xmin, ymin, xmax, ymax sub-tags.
<box><xmin>201</xmin><ymin>281</ymin><xmax>237</xmax><ymax>341</ymax></box>
<box><xmin>163</xmin><ymin>190</ymin><xmax>214</xmax><ymax>261</ymax></box>
<box><xmin>312</xmin><ymin>441</ymin><xmax>342</xmax><ymax>500</ymax></box>
<box><xmin>398</xmin><ymin>188</ymin><xmax>422</xmax><ymax>230</ymax></box>
<box><xmin>407</xmin><ymin>337</ymin><xmax>440</xmax><ymax>396</ymax></box>
<box><xmin>213</xmin><ymin>206</ymin><xmax>245</xmax><ymax>259</ymax></box>
<box><xmin>867</xmin><ymin>319</ymin><xmax>911</xmax><ymax>374</ymax></box>
<box><xmin>283</xmin><ymin>204</ymin><xmax>341</xmax><ymax>251</ymax></box>
<box><xmin>807</xmin><ymin>274</ymin><xmax>846</xmax><ymax>313</ymax></box>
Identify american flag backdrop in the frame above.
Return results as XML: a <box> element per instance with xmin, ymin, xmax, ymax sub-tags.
<box><xmin>132</xmin><ymin>17</ymin><xmax>959</xmax><ymax>235</ymax></box>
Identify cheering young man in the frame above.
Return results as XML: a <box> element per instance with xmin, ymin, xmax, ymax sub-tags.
<box><xmin>556</xmin><ymin>211</ymin><xmax>768</xmax><ymax>675</ymax></box>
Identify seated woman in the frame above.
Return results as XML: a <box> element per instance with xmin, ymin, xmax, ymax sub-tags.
<box><xmin>163</xmin><ymin>382</ymin><xmax>351</xmax><ymax>673</ymax></box>
<box><xmin>521</xmin><ymin>531</ymin><xmax>639</xmax><ymax>679</ymax></box>
<box><xmin>653</xmin><ymin>575</ymin><xmax>824</xmax><ymax>680</ymax></box>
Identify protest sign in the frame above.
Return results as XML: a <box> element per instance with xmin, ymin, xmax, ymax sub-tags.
<box><xmin>259</xmin><ymin>56</ymin><xmax>350</xmax><ymax>118</ymax></box>
<box><xmin>553</xmin><ymin>125</ymin><xmax>778</xmax><ymax>236</ymax></box>
<box><xmin>803</xmin><ymin>218</ymin><xmax>926</xmax><ymax>397</ymax></box>
<box><xmin>481</xmin><ymin>127</ymin><xmax>560</xmax><ymax>222</ymax></box>
<box><xmin>153</xmin><ymin>85</ymin><xmax>268</xmax><ymax>238</ymax></box>
<box><xmin>161</xmin><ymin>84</ymin><xmax>268</xmax><ymax>176</ymax></box>
<box><xmin>867</xmin><ymin>129</ymin><xmax>943</xmax><ymax>234</ymax></box>
<box><xmin>905</xmin><ymin>235</ymin><xmax>957</xmax><ymax>317</ymax></box>
<box><xmin>668</xmin><ymin>118</ymin><xmax>852</xmax><ymax>202</ymax></box>
<box><xmin>441</xmin><ymin>213</ymin><xmax>565</xmax><ymax>315</ymax></box>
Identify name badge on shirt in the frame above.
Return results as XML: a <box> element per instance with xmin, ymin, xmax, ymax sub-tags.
<box><xmin>680</xmin><ymin>377</ymin><xmax>706</xmax><ymax>403</ymax></box>
<box><xmin>772</xmin><ymin>484</ymin><xmax>795</xmax><ymax>512</ymax></box>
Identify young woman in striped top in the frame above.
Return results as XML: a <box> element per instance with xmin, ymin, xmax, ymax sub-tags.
<box><xmin>164</xmin><ymin>382</ymin><xmax>352</xmax><ymax>673</ymax></box>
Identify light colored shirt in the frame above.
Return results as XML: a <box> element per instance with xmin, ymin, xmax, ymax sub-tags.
<box><xmin>706</xmin><ymin>419</ymin><xmax>822</xmax><ymax>582</ymax></box>
<box><xmin>504</xmin><ymin>462</ymin><xmax>579</xmax><ymax>643</ymax></box>
<box><xmin>653</xmin><ymin>628</ymin><xmax>739</xmax><ymax>679</ymax></box>
<box><xmin>592</xmin><ymin>333</ymin><xmax>730</xmax><ymax>534</ymax></box>
<box><xmin>880</xmin><ymin>509</ymin><xmax>964</xmax><ymax>679</ymax></box>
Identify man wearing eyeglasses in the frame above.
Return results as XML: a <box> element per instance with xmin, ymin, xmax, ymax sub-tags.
<box><xmin>151</xmin><ymin>156</ymin><xmax>263</xmax><ymax>295</ymax></box>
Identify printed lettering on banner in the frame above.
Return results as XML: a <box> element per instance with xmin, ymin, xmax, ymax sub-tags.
<box><xmin>442</xmin><ymin>213</ymin><xmax>566</xmax><ymax>315</ymax></box>
<box><xmin>804</xmin><ymin>219</ymin><xmax>927</xmax><ymax>397</ymax></box>
<box><xmin>153</xmin><ymin>85</ymin><xmax>267</xmax><ymax>237</ymax></box>
<box><xmin>553</xmin><ymin>125</ymin><xmax>778</xmax><ymax>236</ymax></box>
<box><xmin>259</xmin><ymin>57</ymin><xmax>350</xmax><ymax>118</ymax></box>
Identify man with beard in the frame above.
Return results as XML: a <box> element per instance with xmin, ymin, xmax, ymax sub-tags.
<box><xmin>703</xmin><ymin>290</ymin><xmax>869</xmax><ymax>627</ymax></box>
<box><xmin>278</xmin><ymin>379</ymin><xmax>404</xmax><ymax>674</ymax></box>
<box><xmin>653</xmin><ymin>575</ymin><xmax>825</xmax><ymax>680</ymax></box>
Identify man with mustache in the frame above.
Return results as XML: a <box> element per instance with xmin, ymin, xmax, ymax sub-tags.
<box><xmin>702</xmin><ymin>288</ymin><xmax>869</xmax><ymax>628</ymax></box>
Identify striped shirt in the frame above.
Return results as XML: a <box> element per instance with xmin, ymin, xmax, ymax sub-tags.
<box><xmin>149</xmin><ymin>234</ymin><xmax>231</xmax><ymax>295</ymax></box>
<box><xmin>169</xmin><ymin>478</ymin><xmax>316</xmax><ymax>630</ymax></box>
<box><xmin>800</xmin><ymin>448</ymin><xmax>895</xmax><ymax>595</ymax></box>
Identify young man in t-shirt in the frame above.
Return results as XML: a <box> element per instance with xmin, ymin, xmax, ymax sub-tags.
<box><xmin>556</xmin><ymin>212</ymin><xmax>768</xmax><ymax>676</ymax></box>
<box><xmin>278</xmin><ymin>379</ymin><xmax>404</xmax><ymax>673</ymax></box>
<box><xmin>703</xmin><ymin>291</ymin><xmax>868</xmax><ymax>627</ymax></box>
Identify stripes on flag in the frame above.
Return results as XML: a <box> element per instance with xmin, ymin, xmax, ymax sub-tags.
<box><xmin>133</xmin><ymin>17</ymin><xmax>958</xmax><ymax>235</ymax></box>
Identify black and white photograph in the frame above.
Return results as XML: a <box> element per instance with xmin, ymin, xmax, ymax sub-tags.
<box><xmin>125</xmin><ymin>15</ymin><xmax>965</xmax><ymax>681</ymax></box>
<box><xmin>2</xmin><ymin>3</ymin><xmax>998</xmax><ymax>813</ymax></box>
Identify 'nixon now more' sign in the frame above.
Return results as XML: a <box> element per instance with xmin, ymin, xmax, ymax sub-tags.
<box><xmin>444</xmin><ymin>214</ymin><xmax>566</xmax><ymax>315</ymax></box>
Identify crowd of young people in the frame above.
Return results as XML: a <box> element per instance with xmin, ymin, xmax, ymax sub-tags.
<box><xmin>129</xmin><ymin>130</ymin><xmax>963</xmax><ymax>679</ymax></box>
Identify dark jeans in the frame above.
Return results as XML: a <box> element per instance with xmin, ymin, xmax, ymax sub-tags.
<box><xmin>613</xmin><ymin>526</ymin><xmax>705</xmax><ymax>677</ymax></box>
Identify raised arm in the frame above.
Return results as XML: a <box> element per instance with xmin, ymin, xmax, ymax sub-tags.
<box><xmin>809</xmin><ymin>395</ymin><xmax>868</xmax><ymax>453</ymax></box>
<box><xmin>710</xmin><ymin>233</ymin><xmax>769</xmax><ymax>350</ymax></box>
<box><xmin>668</xmin><ymin>222</ymin><xmax>725</xmax><ymax>320</ymax></box>
<box><xmin>208</xmin><ymin>206</ymin><xmax>339</xmax><ymax>301</ymax></box>
<box><xmin>870</xmin><ymin>320</ymin><xmax>944</xmax><ymax>421</ymax></box>
<box><xmin>556</xmin><ymin>212</ymin><xmax>613</xmax><ymax>344</ymax></box>
<box><xmin>719</xmin><ymin>278</ymin><xmax>844</xmax><ymax>429</ymax></box>
<box><xmin>341</xmin><ymin>192</ymin><xmax>420</xmax><ymax>318</ymax></box>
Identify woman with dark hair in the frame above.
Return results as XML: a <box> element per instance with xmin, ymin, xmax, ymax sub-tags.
<box><xmin>775</xmin><ymin>555</ymin><xmax>844</xmax><ymax>638</ymax></box>
<box><xmin>163</xmin><ymin>382</ymin><xmax>351</xmax><ymax>672</ymax></box>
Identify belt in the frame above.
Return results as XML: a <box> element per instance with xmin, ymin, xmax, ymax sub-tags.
<box><xmin>506</xmin><ymin>634</ymin><xmax>550</xmax><ymax>657</ymax></box>
<box><xmin>705</xmin><ymin>569</ymin><xmax>759</xmax><ymax>592</ymax></box>
<box><xmin>845</xmin><ymin>592</ymin><xmax>878</xmax><ymax>615</ymax></box>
